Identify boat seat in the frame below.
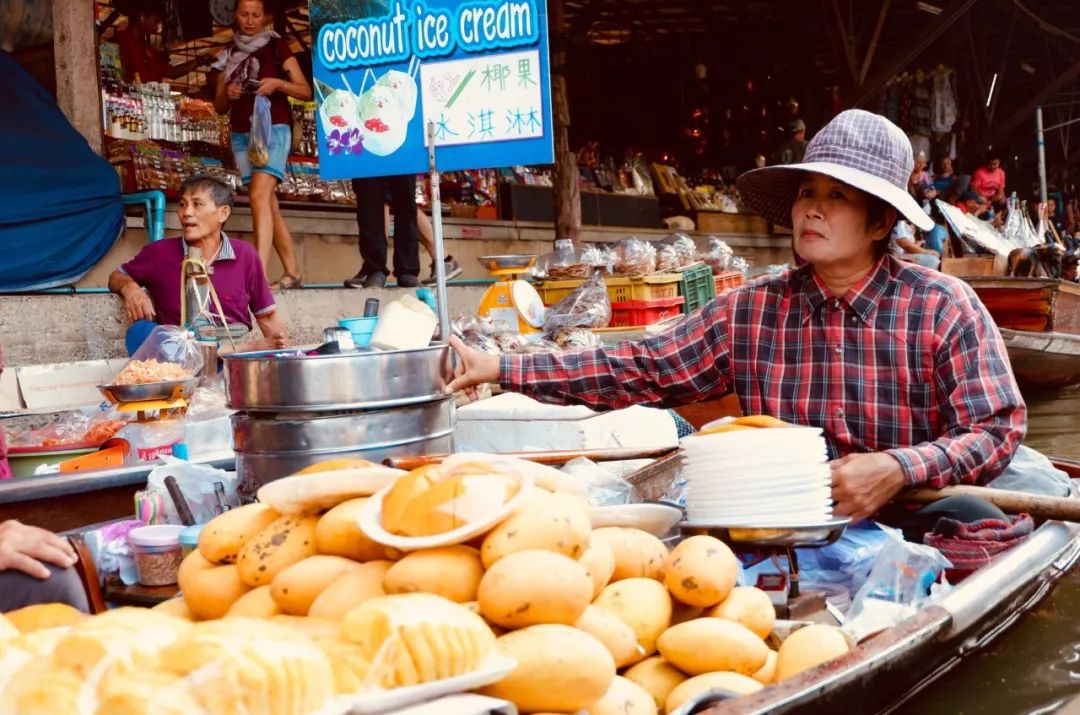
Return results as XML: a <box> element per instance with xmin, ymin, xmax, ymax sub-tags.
<box><xmin>68</xmin><ymin>533</ymin><xmax>107</xmax><ymax>614</ymax></box>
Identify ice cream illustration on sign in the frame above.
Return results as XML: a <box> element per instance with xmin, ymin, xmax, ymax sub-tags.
<box><xmin>316</xmin><ymin>58</ymin><xmax>420</xmax><ymax>158</ymax></box>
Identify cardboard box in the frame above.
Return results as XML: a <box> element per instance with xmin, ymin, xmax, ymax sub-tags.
<box><xmin>0</xmin><ymin>359</ymin><xmax>126</xmax><ymax>416</ymax></box>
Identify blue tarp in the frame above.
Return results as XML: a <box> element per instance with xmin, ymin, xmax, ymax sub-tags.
<box><xmin>0</xmin><ymin>49</ymin><xmax>124</xmax><ymax>291</ymax></box>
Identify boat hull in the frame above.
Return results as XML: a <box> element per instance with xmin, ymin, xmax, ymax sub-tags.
<box><xmin>698</xmin><ymin>518</ymin><xmax>1080</xmax><ymax>715</ymax></box>
<box><xmin>965</xmin><ymin>277</ymin><xmax>1080</xmax><ymax>335</ymax></box>
<box><xmin>999</xmin><ymin>328</ymin><xmax>1080</xmax><ymax>389</ymax></box>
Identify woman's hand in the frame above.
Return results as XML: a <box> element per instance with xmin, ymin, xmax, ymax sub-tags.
<box><xmin>830</xmin><ymin>453</ymin><xmax>907</xmax><ymax>522</ymax></box>
<box><xmin>445</xmin><ymin>335</ymin><xmax>501</xmax><ymax>401</ymax></box>
<box><xmin>121</xmin><ymin>284</ymin><xmax>155</xmax><ymax>322</ymax></box>
<box><xmin>226</xmin><ymin>82</ymin><xmax>243</xmax><ymax>101</ymax></box>
<box><xmin>0</xmin><ymin>520</ymin><xmax>77</xmax><ymax>579</ymax></box>
<box><xmin>256</xmin><ymin>78</ymin><xmax>285</xmax><ymax>96</ymax></box>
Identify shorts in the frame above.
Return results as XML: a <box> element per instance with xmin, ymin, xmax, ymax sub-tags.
<box><xmin>232</xmin><ymin>124</ymin><xmax>291</xmax><ymax>184</ymax></box>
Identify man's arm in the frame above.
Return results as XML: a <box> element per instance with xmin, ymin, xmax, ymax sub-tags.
<box><xmin>108</xmin><ymin>269</ymin><xmax>156</xmax><ymax>322</ymax></box>
<box><xmin>885</xmin><ymin>290</ymin><xmax>1026</xmax><ymax>488</ymax></box>
<box><xmin>255</xmin><ymin>311</ymin><xmax>289</xmax><ymax>349</ymax></box>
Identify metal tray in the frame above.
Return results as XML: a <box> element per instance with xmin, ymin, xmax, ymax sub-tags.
<box><xmin>98</xmin><ymin>378</ymin><xmax>198</xmax><ymax>404</ymax></box>
<box><xmin>222</xmin><ymin>343</ymin><xmax>453</xmax><ymax>412</ymax></box>
<box><xmin>679</xmin><ymin>517</ymin><xmax>851</xmax><ymax>548</ymax></box>
<box><xmin>478</xmin><ymin>255</ymin><xmax>536</xmax><ymax>271</ymax></box>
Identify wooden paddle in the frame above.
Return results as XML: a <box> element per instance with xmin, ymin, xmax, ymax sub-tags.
<box><xmin>383</xmin><ymin>446</ymin><xmax>677</xmax><ymax>470</ymax></box>
<box><xmin>898</xmin><ymin>485</ymin><xmax>1080</xmax><ymax>522</ymax></box>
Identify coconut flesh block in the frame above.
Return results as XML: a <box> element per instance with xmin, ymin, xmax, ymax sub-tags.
<box><xmin>359</xmin><ymin>85</ymin><xmax>408</xmax><ymax>156</ymax></box>
<box><xmin>375</xmin><ymin>69</ymin><xmax>418</xmax><ymax>121</ymax></box>
<box><xmin>320</xmin><ymin>89</ymin><xmax>361</xmax><ymax>137</ymax></box>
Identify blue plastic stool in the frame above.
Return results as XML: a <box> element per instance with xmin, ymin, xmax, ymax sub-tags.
<box><xmin>122</xmin><ymin>190</ymin><xmax>166</xmax><ymax>243</ymax></box>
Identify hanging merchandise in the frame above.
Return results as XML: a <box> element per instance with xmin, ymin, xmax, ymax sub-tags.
<box><xmin>932</xmin><ymin>70</ymin><xmax>958</xmax><ymax>134</ymax></box>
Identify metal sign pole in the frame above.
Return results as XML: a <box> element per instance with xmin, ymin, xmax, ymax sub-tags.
<box><xmin>1037</xmin><ymin>106</ymin><xmax>1048</xmax><ymax>204</ymax></box>
<box><xmin>427</xmin><ymin>121</ymin><xmax>451</xmax><ymax>342</ymax></box>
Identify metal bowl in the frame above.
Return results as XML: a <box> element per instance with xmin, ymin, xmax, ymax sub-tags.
<box><xmin>98</xmin><ymin>378</ymin><xmax>198</xmax><ymax>404</ymax></box>
<box><xmin>478</xmin><ymin>255</ymin><xmax>537</xmax><ymax>272</ymax></box>
<box><xmin>679</xmin><ymin>517</ymin><xmax>851</xmax><ymax>548</ymax></box>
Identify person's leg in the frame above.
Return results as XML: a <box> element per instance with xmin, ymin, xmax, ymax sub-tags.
<box><xmin>351</xmin><ymin>177</ymin><xmax>390</xmax><ymax>278</ymax></box>
<box><xmin>248</xmin><ymin>172</ymin><xmax>278</xmax><ymax>269</ymax></box>
<box><xmin>270</xmin><ymin>192</ymin><xmax>301</xmax><ymax>282</ymax></box>
<box><xmin>0</xmin><ymin>563</ymin><xmax>89</xmax><ymax>612</ymax></box>
<box><xmin>389</xmin><ymin>174</ymin><xmax>421</xmax><ymax>280</ymax></box>
<box><xmin>924</xmin><ymin>225</ymin><xmax>947</xmax><ymax>254</ymax></box>
<box><xmin>417</xmin><ymin>207</ymin><xmax>435</xmax><ymax>261</ymax></box>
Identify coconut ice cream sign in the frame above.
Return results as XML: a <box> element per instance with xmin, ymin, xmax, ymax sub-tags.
<box><xmin>310</xmin><ymin>0</ymin><xmax>553</xmax><ymax>179</ymax></box>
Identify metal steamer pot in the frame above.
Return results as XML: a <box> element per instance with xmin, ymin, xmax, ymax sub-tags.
<box><xmin>222</xmin><ymin>344</ymin><xmax>452</xmax><ymax>412</ymax></box>
<box><xmin>223</xmin><ymin>344</ymin><xmax>456</xmax><ymax>497</ymax></box>
<box><xmin>232</xmin><ymin>399</ymin><xmax>455</xmax><ymax>500</ymax></box>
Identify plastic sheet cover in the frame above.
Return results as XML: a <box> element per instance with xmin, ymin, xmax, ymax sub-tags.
<box><xmin>0</xmin><ymin>49</ymin><xmax>124</xmax><ymax>290</ymax></box>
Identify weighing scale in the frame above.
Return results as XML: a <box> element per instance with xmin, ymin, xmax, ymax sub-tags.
<box><xmin>476</xmin><ymin>255</ymin><xmax>546</xmax><ymax>334</ymax></box>
<box><xmin>680</xmin><ymin>517</ymin><xmax>852</xmax><ymax>621</ymax></box>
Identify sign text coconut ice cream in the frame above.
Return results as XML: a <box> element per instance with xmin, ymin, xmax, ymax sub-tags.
<box><xmin>309</xmin><ymin>0</ymin><xmax>553</xmax><ymax>179</ymax></box>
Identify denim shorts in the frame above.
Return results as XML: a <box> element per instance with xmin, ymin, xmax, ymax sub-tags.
<box><xmin>232</xmin><ymin>124</ymin><xmax>291</xmax><ymax>184</ymax></box>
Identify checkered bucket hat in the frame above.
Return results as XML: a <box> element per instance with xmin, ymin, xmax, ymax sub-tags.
<box><xmin>737</xmin><ymin>109</ymin><xmax>935</xmax><ymax>231</ymax></box>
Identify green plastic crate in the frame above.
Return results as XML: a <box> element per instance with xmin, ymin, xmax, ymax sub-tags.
<box><xmin>678</xmin><ymin>263</ymin><xmax>716</xmax><ymax>313</ymax></box>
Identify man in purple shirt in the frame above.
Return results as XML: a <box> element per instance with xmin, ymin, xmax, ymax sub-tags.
<box><xmin>109</xmin><ymin>175</ymin><xmax>288</xmax><ymax>353</ymax></box>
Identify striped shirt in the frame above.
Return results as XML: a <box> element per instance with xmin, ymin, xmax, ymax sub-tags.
<box><xmin>502</xmin><ymin>256</ymin><xmax>1026</xmax><ymax>488</ymax></box>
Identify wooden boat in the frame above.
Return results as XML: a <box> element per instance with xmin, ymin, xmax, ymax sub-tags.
<box><xmin>683</xmin><ymin>459</ymin><xmax>1080</xmax><ymax>715</ymax></box>
<box><xmin>962</xmin><ymin>277</ymin><xmax>1080</xmax><ymax>389</ymax></box>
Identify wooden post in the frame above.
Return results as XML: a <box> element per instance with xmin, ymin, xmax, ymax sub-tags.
<box><xmin>52</xmin><ymin>0</ymin><xmax>102</xmax><ymax>154</ymax></box>
<box><xmin>549</xmin><ymin>0</ymin><xmax>581</xmax><ymax>245</ymax></box>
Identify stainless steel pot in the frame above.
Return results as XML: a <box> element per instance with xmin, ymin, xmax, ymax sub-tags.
<box><xmin>223</xmin><ymin>344</ymin><xmax>453</xmax><ymax>412</ymax></box>
<box><xmin>232</xmin><ymin>398</ymin><xmax>456</xmax><ymax>498</ymax></box>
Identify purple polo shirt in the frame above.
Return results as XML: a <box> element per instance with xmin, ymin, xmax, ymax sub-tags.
<box><xmin>120</xmin><ymin>234</ymin><xmax>276</xmax><ymax>329</ymax></box>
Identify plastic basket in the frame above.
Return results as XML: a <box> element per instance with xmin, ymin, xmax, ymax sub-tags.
<box><xmin>678</xmin><ymin>263</ymin><xmax>716</xmax><ymax>313</ymax></box>
<box><xmin>533</xmin><ymin>274</ymin><xmax>682</xmax><ymax>306</ymax></box>
<box><xmin>609</xmin><ymin>297</ymin><xmax>685</xmax><ymax>328</ymax></box>
<box><xmin>714</xmin><ymin>270</ymin><xmax>746</xmax><ymax>295</ymax></box>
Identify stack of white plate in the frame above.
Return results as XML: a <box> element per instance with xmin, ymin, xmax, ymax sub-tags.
<box><xmin>680</xmin><ymin>427</ymin><xmax>832</xmax><ymax>525</ymax></box>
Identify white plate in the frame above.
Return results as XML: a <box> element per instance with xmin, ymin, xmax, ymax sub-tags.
<box><xmin>358</xmin><ymin>474</ymin><xmax>534</xmax><ymax>551</ymax></box>
<box><xmin>590</xmin><ymin>504</ymin><xmax>684</xmax><ymax>536</ymax></box>
<box><xmin>315</xmin><ymin>655</ymin><xmax>518</xmax><ymax>715</ymax></box>
<box><xmin>689</xmin><ymin>494</ymin><xmax>833</xmax><ymax>510</ymax></box>
<box><xmin>682</xmin><ymin>470</ymin><xmax>832</xmax><ymax>488</ymax></box>
<box><xmin>688</xmin><ymin>481</ymin><xmax>833</xmax><ymax>499</ymax></box>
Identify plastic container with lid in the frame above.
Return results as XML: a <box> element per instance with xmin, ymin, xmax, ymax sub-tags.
<box><xmin>128</xmin><ymin>524</ymin><xmax>184</xmax><ymax>586</ymax></box>
<box><xmin>179</xmin><ymin>524</ymin><xmax>204</xmax><ymax>558</ymax></box>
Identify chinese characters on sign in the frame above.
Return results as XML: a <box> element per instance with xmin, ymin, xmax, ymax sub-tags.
<box><xmin>421</xmin><ymin>50</ymin><xmax>544</xmax><ymax>147</ymax></box>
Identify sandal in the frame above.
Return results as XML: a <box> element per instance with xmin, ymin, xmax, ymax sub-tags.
<box><xmin>272</xmin><ymin>273</ymin><xmax>303</xmax><ymax>290</ymax></box>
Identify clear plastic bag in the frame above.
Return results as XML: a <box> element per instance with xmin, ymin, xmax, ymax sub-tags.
<box><xmin>147</xmin><ymin>460</ymin><xmax>239</xmax><ymax>525</ymax></box>
<box><xmin>248</xmin><ymin>95</ymin><xmax>273</xmax><ymax>168</ymax></box>
<box><xmin>843</xmin><ymin>525</ymin><xmax>951</xmax><ymax>642</ymax></box>
<box><xmin>655</xmin><ymin>243</ymin><xmax>681</xmax><ymax>272</ymax></box>
<box><xmin>536</xmin><ymin>238</ymin><xmax>593</xmax><ymax>280</ymax></box>
<box><xmin>561</xmin><ymin>457</ymin><xmax>632</xmax><ymax>506</ymax></box>
<box><xmin>611</xmin><ymin>237</ymin><xmax>656</xmax><ymax>275</ymax></box>
<box><xmin>113</xmin><ymin>325</ymin><xmax>203</xmax><ymax>384</ymax></box>
<box><xmin>543</xmin><ymin>272</ymin><xmax>612</xmax><ymax>331</ymax></box>
<box><xmin>549</xmin><ymin>327</ymin><xmax>601</xmax><ymax>351</ymax></box>
<box><xmin>795</xmin><ymin>524</ymin><xmax>890</xmax><ymax>598</ymax></box>
<box><xmin>700</xmin><ymin>236</ymin><xmax>735</xmax><ymax>275</ymax></box>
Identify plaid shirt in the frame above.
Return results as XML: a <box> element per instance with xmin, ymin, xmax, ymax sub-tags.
<box><xmin>502</xmin><ymin>256</ymin><xmax>1026</xmax><ymax>489</ymax></box>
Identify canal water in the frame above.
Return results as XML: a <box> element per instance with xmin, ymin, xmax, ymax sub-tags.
<box><xmin>897</xmin><ymin>389</ymin><xmax>1080</xmax><ymax>715</ymax></box>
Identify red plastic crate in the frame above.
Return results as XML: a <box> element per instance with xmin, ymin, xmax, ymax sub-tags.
<box><xmin>609</xmin><ymin>297</ymin><xmax>685</xmax><ymax>328</ymax></box>
<box><xmin>714</xmin><ymin>270</ymin><xmax>745</xmax><ymax>294</ymax></box>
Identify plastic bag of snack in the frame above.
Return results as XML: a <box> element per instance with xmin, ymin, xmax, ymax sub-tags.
<box><xmin>460</xmin><ymin>330</ymin><xmax>501</xmax><ymax>355</ymax></box>
<box><xmin>655</xmin><ymin>243</ymin><xmax>681</xmax><ymax>272</ymax></box>
<box><xmin>113</xmin><ymin>325</ymin><xmax>204</xmax><ymax>385</ymax></box>
<box><xmin>543</xmin><ymin>272</ymin><xmax>612</xmax><ymax>330</ymax></box>
<box><xmin>581</xmin><ymin>243</ymin><xmax>613</xmax><ymax>274</ymax></box>
<box><xmin>610</xmin><ymin>237</ymin><xmax>656</xmax><ymax>275</ymax></box>
<box><xmin>699</xmin><ymin>236</ymin><xmax>735</xmax><ymax>275</ymax></box>
<box><xmin>515</xmin><ymin>338</ymin><xmax>562</xmax><ymax>354</ymax></box>
<box><xmin>669</xmin><ymin>233</ymin><xmax>697</xmax><ymax>265</ymax></box>
<box><xmin>248</xmin><ymin>96</ymin><xmax>273</xmax><ymax>168</ymax></box>
<box><xmin>536</xmin><ymin>238</ymin><xmax>593</xmax><ymax>280</ymax></box>
<box><xmin>549</xmin><ymin>327</ymin><xmax>601</xmax><ymax>351</ymax></box>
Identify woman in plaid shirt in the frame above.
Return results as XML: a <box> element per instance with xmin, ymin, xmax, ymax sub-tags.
<box><xmin>447</xmin><ymin>111</ymin><xmax>1024</xmax><ymax>530</ymax></box>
